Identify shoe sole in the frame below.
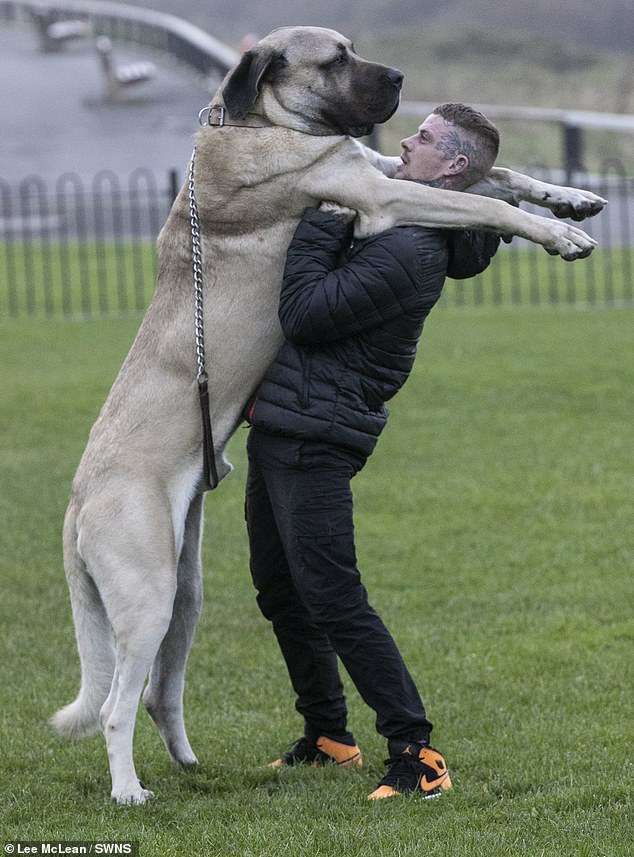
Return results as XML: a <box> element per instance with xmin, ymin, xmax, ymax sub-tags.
<box><xmin>368</xmin><ymin>773</ymin><xmax>452</xmax><ymax>801</ymax></box>
<box><xmin>269</xmin><ymin>737</ymin><xmax>363</xmax><ymax>770</ymax></box>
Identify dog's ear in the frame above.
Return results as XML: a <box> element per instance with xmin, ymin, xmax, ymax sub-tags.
<box><xmin>223</xmin><ymin>49</ymin><xmax>283</xmax><ymax>118</ymax></box>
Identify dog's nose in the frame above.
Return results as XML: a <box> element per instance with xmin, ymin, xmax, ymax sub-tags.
<box><xmin>386</xmin><ymin>67</ymin><xmax>404</xmax><ymax>88</ymax></box>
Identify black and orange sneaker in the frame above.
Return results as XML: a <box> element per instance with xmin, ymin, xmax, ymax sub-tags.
<box><xmin>368</xmin><ymin>743</ymin><xmax>452</xmax><ymax>800</ymax></box>
<box><xmin>269</xmin><ymin>734</ymin><xmax>363</xmax><ymax>770</ymax></box>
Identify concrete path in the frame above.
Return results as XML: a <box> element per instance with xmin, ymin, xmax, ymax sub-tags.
<box><xmin>0</xmin><ymin>24</ymin><xmax>214</xmax><ymax>185</ymax></box>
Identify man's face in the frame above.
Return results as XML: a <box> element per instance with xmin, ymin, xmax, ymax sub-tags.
<box><xmin>394</xmin><ymin>113</ymin><xmax>465</xmax><ymax>185</ymax></box>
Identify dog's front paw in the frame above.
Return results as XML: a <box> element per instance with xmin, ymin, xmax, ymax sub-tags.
<box><xmin>546</xmin><ymin>221</ymin><xmax>597</xmax><ymax>260</ymax></box>
<box><xmin>546</xmin><ymin>188</ymin><xmax>607</xmax><ymax>221</ymax></box>
<box><xmin>319</xmin><ymin>200</ymin><xmax>357</xmax><ymax>223</ymax></box>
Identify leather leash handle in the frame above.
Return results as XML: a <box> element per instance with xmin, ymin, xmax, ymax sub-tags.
<box><xmin>198</xmin><ymin>374</ymin><xmax>219</xmax><ymax>491</ymax></box>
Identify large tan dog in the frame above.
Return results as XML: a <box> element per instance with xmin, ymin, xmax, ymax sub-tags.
<box><xmin>52</xmin><ymin>26</ymin><xmax>605</xmax><ymax>804</ymax></box>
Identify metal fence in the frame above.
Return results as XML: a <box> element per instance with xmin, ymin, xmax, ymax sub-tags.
<box><xmin>0</xmin><ymin>169</ymin><xmax>174</xmax><ymax>317</ymax></box>
<box><xmin>1</xmin><ymin>165</ymin><xmax>632</xmax><ymax>319</ymax></box>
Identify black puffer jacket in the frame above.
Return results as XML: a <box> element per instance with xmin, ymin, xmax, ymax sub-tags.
<box><xmin>247</xmin><ymin>208</ymin><xmax>498</xmax><ymax>457</ymax></box>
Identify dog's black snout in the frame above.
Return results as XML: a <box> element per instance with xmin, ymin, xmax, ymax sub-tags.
<box><xmin>386</xmin><ymin>67</ymin><xmax>404</xmax><ymax>89</ymax></box>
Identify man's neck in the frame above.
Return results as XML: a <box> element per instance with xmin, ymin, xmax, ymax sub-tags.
<box><xmin>417</xmin><ymin>176</ymin><xmax>466</xmax><ymax>191</ymax></box>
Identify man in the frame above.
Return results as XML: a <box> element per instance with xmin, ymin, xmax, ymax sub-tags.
<box><xmin>244</xmin><ymin>104</ymin><xmax>501</xmax><ymax>800</ymax></box>
<box><xmin>395</xmin><ymin>102</ymin><xmax>500</xmax><ymax>188</ymax></box>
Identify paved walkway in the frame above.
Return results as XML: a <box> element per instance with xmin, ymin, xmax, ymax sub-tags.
<box><xmin>0</xmin><ymin>24</ymin><xmax>214</xmax><ymax>185</ymax></box>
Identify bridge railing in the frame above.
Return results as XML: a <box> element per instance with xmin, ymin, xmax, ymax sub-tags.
<box><xmin>0</xmin><ymin>0</ymin><xmax>238</xmax><ymax>83</ymax></box>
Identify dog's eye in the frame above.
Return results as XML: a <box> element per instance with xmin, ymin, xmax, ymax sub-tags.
<box><xmin>271</xmin><ymin>53</ymin><xmax>289</xmax><ymax>71</ymax></box>
<box><xmin>325</xmin><ymin>52</ymin><xmax>347</xmax><ymax>69</ymax></box>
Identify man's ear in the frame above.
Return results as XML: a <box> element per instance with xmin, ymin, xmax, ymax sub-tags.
<box><xmin>448</xmin><ymin>154</ymin><xmax>469</xmax><ymax>175</ymax></box>
<box><xmin>222</xmin><ymin>48</ymin><xmax>282</xmax><ymax>118</ymax></box>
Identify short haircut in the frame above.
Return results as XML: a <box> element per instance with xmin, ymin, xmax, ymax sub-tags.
<box><xmin>432</xmin><ymin>103</ymin><xmax>500</xmax><ymax>185</ymax></box>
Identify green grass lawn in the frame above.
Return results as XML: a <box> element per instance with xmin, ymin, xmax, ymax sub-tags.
<box><xmin>0</xmin><ymin>240</ymin><xmax>157</xmax><ymax>319</ymax></box>
<box><xmin>0</xmin><ymin>306</ymin><xmax>632</xmax><ymax>856</ymax></box>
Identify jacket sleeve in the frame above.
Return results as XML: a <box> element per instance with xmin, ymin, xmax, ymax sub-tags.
<box><xmin>278</xmin><ymin>208</ymin><xmax>447</xmax><ymax>345</ymax></box>
<box><xmin>445</xmin><ymin>229</ymin><xmax>500</xmax><ymax>280</ymax></box>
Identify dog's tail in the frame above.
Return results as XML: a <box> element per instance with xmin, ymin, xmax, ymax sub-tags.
<box><xmin>50</xmin><ymin>506</ymin><xmax>115</xmax><ymax>739</ymax></box>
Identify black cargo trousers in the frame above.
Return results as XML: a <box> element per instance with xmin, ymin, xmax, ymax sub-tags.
<box><xmin>245</xmin><ymin>428</ymin><xmax>433</xmax><ymax>745</ymax></box>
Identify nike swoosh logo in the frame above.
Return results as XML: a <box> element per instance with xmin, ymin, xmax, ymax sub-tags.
<box><xmin>335</xmin><ymin>751</ymin><xmax>361</xmax><ymax>766</ymax></box>
<box><xmin>419</xmin><ymin>771</ymin><xmax>449</xmax><ymax>792</ymax></box>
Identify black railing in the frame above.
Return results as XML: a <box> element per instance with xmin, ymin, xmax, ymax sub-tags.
<box><xmin>1</xmin><ymin>166</ymin><xmax>632</xmax><ymax>319</ymax></box>
<box><xmin>444</xmin><ymin>161</ymin><xmax>633</xmax><ymax>308</ymax></box>
<box><xmin>1</xmin><ymin>169</ymin><xmax>174</xmax><ymax>317</ymax></box>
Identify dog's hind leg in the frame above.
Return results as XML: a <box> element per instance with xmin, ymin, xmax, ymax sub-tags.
<box><xmin>143</xmin><ymin>493</ymin><xmax>205</xmax><ymax>768</ymax></box>
<box><xmin>81</xmin><ymin>496</ymin><xmax>179</xmax><ymax>805</ymax></box>
<box><xmin>101</xmin><ymin>574</ymin><xmax>177</xmax><ymax>804</ymax></box>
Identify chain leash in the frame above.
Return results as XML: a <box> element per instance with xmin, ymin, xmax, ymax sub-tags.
<box><xmin>188</xmin><ymin>148</ymin><xmax>206</xmax><ymax>383</ymax></box>
<box><xmin>188</xmin><ymin>147</ymin><xmax>219</xmax><ymax>490</ymax></box>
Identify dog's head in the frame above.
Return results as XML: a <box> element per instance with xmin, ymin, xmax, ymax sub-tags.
<box><xmin>219</xmin><ymin>26</ymin><xmax>403</xmax><ymax>137</ymax></box>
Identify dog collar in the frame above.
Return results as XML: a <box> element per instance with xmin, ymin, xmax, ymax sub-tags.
<box><xmin>198</xmin><ymin>105</ymin><xmax>270</xmax><ymax>129</ymax></box>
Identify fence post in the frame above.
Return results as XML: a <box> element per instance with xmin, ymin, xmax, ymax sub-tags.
<box><xmin>563</xmin><ymin>123</ymin><xmax>585</xmax><ymax>183</ymax></box>
<box><xmin>364</xmin><ymin>127</ymin><xmax>381</xmax><ymax>152</ymax></box>
<box><xmin>168</xmin><ymin>169</ymin><xmax>180</xmax><ymax>205</ymax></box>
